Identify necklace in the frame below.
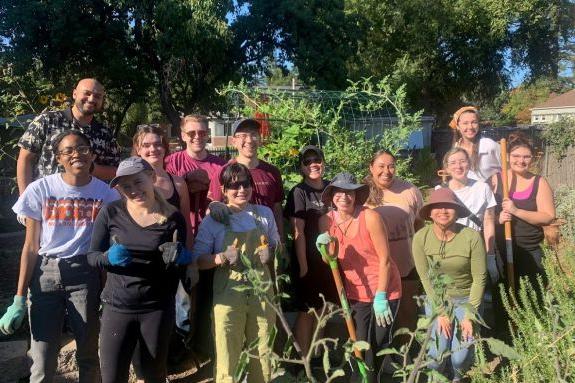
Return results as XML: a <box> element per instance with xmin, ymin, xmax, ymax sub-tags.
<box><xmin>334</xmin><ymin>210</ymin><xmax>357</xmax><ymax>245</ymax></box>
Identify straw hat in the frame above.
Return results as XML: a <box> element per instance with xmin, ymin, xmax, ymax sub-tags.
<box><xmin>418</xmin><ymin>187</ymin><xmax>471</xmax><ymax>221</ymax></box>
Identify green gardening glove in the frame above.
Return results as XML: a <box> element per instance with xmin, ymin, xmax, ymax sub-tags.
<box><xmin>0</xmin><ymin>295</ymin><xmax>27</xmax><ymax>335</ymax></box>
<box><xmin>315</xmin><ymin>232</ymin><xmax>337</xmax><ymax>263</ymax></box>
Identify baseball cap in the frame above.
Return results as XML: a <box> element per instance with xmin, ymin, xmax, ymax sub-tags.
<box><xmin>110</xmin><ymin>156</ymin><xmax>153</xmax><ymax>188</ymax></box>
<box><xmin>231</xmin><ymin>118</ymin><xmax>261</xmax><ymax>135</ymax></box>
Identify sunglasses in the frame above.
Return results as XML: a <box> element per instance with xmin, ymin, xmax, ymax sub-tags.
<box><xmin>302</xmin><ymin>157</ymin><xmax>322</xmax><ymax>166</ymax></box>
<box><xmin>183</xmin><ymin>130</ymin><xmax>209</xmax><ymax>139</ymax></box>
<box><xmin>226</xmin><ymin>180</ymin><xmax>252</xmax><ymax>190</ymax></box>
<box><xmin>58</xmin><ymin>145</ymin><xmax>91</xmax><ymax>156</ymax></box>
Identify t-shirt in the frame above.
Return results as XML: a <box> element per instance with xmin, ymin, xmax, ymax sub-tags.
<box><xmin>371</xmin><ymin>178</ymin><xmax>423</xmax><ymax>277</ymax></box>
<box><xmin>12</xmin><ymin>174</ymin><xmax>120</xmax><ymax>257</ymax></box>
<box><xmin>18</xmin><ymin>108</ymin><xmax>121</xmax><ymax>179</ymax></box>
<box><xmin>226</xmin><ymin>159</ymin><xmax>284</xmax><ymax>209</ymax></box>
<box><xmin>435</xmin><ymin>180</ymin><xmax>496</xmax><ymax>232</ymax></box>
<box><xmin>88</xmin><ymin>200</ymin><xmax>188</xmax><ymax>313</ymax></box>
<box><xmin>412</xmin><ymin>224</ymin><xmax>487</xmax><ymax>310</ymax></box>
<box><xmin>192</xmin><ymin>204</ymin><xmax>280</xmax><ymax>256</ymax></box>
<box><xmin>165</xmin><ymin>150</ymin><xmax>226</xmax><ymax>235</ymax></box>
<box><xmin>458</xmin><ymin>137</ymin><xmax>501</xmax><ymax>182</ymax></box>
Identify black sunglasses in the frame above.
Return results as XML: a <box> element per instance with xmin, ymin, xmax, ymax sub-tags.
<box><xmin>302</xmin><ymin>157</ymin><xmax>323</xmax><ymax>166</ymax></box>
<box><xmin>226</xmin><ymin>180</ymin><xmax>252</xmax><ymax>190</ymax></box>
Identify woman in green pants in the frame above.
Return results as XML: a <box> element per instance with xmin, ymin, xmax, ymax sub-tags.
<box><xmin>193</xmin><ymin>163</ymin><xmax>280</xmax><ymax>382</ymax></box>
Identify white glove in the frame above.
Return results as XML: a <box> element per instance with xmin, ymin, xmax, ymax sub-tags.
<box><xmin>487</xmin><ymin>254</ymin><xmax>500</xmax><ymax>284</ymax></box>
<box><xmin>16</xmin><ymin>214</ymin><xmax>26</xmax><ymax>226</ymax></box>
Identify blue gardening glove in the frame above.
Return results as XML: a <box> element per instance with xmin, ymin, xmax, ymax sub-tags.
<box><xmin>158</xmin><ymin>230</ymin><xmax>193</xmax><ymax>266</ymax></box>
<box><xmin>0</xmin><ymin>295</ymin><xmax>26</xmax><ymax>335</ymax></box>
<box><xmin>373</xmin><ymin>291</ymin><xmax>393</xmax><ymax>327</ymax></box>
<box><xmin>107</xmin><ymin>235</ymin><xmax>132</xmax><ymax>267</ymax></box>
<box><xmin>208</xmin><ymin>201</ymin><xmax>231</xmax><ymax>226</ymax></box>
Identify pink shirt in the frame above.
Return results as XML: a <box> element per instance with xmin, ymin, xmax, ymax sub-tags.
<box><xmin>328</xmin><ymin>207</ymin><xmax>402</xmax><ymax>302</ymax></box>
<box><xmin>165</xmin><ymin>151</ymin><xmax>226</xmax><ymax>235</ymax></box>
<box><xmin>371</xmin><ymin>178</ymin><xmax>423</xmax><ymax>277</ymax></box>
<box><xmin>226</xmin><ymin>159</ymin><xmax>284</xmax><ymax>209</ymax></box>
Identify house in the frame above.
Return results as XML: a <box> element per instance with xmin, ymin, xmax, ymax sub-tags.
<box><xmin>531</xmin><ymin>89</ymin><xmax>575</xmax><ymax>124</ymax></box>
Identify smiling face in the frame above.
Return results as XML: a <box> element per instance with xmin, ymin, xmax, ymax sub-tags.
<box><xmin>232</xmin><ymin>126</ymin><xmax>260</xmax><ymax>159</ymax></box>
<box><xmin>332</xmin><ymin>188</ymin><xmax>356</xmax><ymax>213</ymax></box>
<box><xmin>224</xmin><ymin>175</ymin><xmax>253</xmax><ymax>209</ymax></box>
<box><xmin>115</xmin><ymin>171</ymin><xmax>156</xmax><ymax>206</ymax></box>
<box><xmin>72</xmin><ymin>79</ymin><xmax>104</xmax><ymax>116</ymax></box>
<box><xmin>136</xmin><ymin>133</ymin><xmax>165</xmax><ymax>167</ymax></box>
<box><xmin>369</xmin><ymin>152</ymin><xmax>396</xmax><ymax>189</ymax></box>
<box><xmin>300</xmin><ymin>151</ymin><xmax>324</xmax><ymax>181</ymax></box>
<box><xmin>509</xmin><ymin>145</ymin><xmax>533</xmax><ymax>175</ymax></box>
<box><xmin>445</xmin><ymin>150</ymin><xmax>470</xmax><ymax>182</ymax></box>
<box><xmin>456</xmin><ymin>111</ymin><xmax>480</xmax><ymax>141</ymax></box>
<box><xmin>56</xmin><ymin>134</ymin><xmax>95</xmax><ymax>176</ymax></box>
<box><xmin>181</xmin><ymin>120</ymin><xmax>209</xmax><ymax>155</ymax></box>
<box><xmin>429</xmin><ymin>203</ymin><xmax>457</xmax><ymax>227</ymax></box>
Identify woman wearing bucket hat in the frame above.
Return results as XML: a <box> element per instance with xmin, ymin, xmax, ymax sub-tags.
<box><xmin>317</xmin><ymin>172</ymin><xmax>402</xmax><ymax>382</ymax></box>
<box><xmin>284</xmin><ymin>145</ymin><xmax>338</xmax><ymax>357</ymax></box>
<box><xmin>450</xmin><ymin>106</ymin><xmax>501</xmax><ymax>181</ymax></box>
<box><xmin>88</xmin><ymin>156</ymin><xmax>196</xmax><ymax>383</ymax></box>
<box><xmin>412</xmin><ymin>187</ymin><xmax>487</xmax><ymax>382</ymax></box>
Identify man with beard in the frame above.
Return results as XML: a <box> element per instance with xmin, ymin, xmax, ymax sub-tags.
<box><xmin>17</xmin><ymin>78</ymin><xmax>120</xmax><ymax>195</ymax></box>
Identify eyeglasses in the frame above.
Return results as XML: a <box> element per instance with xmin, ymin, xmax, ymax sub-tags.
<box><xmin>58</xmin><ymin>145</ymin><xmax>91</xmax><ymax>156</ymax></box>
<box><xmin>226</xmin><ymin>180</ymin><xmax>252</xmax><ymax>190</ymax></box>
<box><xmin>302</xmin><ymin>157</ymin><xmax>323</xmax><ymax>166</ymax></box>
<box><xmin>137</xmin><ymin>123</ymin><xmax>161</xmax><ymax>130</ymax></box>
<box><xmin>140</xmin><ymin>141</ymin><xmax>164</xmax><ymax>149</ymax></box>
<box><xmin>234</xmin><ymin>133</ymin><xmax>260</xmax><ymax>142</ymax></box>
<box><xmin>447</xmin><ymin>159</ymin><xmax>469</xmax><ymax>166</ymax></box>
<box><xmin>183</xmin><ymin>130</ymin><xmax>209</xmax><ymax>139</ymax></box>
<box><xmin>510</xmin><ymin>154</ymin><xmax>533</xmax><ymax>160</ymax></box>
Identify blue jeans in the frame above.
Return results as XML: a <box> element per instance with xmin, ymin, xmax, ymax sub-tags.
<box><xmin>425</xmin><ymin>297</ymin><xmax>479</xmax><ymax>380</ymax></box>
<box><xmin>28</xmin><ymin>254</ymin><xmax>101</xmax><ymax>383</ymax></box>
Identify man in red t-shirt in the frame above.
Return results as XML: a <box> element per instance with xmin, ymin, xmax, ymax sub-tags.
<box><xmin>227</xmin><ymin>118</ymin><xmax>284</xmax><ymax>238</ymax></box>
<box><xmin>165</xmin><ymin>115</ymin><xmax>226</xmax><ymax>237</ymax></box>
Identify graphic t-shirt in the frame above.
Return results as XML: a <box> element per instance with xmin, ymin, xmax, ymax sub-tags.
<box><xmin>165</xmin><ymin>150</ymin><xmax>226</xmax><ymax>235</ymax></box>
<box><xmin>12</xmin><ymin>174</ymin><xmax>120</xmax><ymax>257</ymax></box>
<box><xmin>371</xmin><ymin>178</ymin><xmax>423</xmax><ymax>277</ymax></box>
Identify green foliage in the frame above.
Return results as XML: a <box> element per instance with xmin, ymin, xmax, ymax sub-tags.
<box><xmin>541</xmin><ymin>117</ymin><xmax>575</xmax><ymax>159</ymax></box>
<box><xmin>554</xmin><ymin>185</ymin><xmax>575</xmax><ymax>240</ymax></box>
<box><xmin>219</xmin><ymin>77</ymin><xmax>423</xmax><ymax>192</ymax></box>
<box><xmin>476</xmin><ymin>246</ymin><xmax>575</xmax><ymax>382</ymax></box>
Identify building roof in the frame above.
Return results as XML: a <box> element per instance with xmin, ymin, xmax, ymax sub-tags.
<box><xmin>532</xmin><ymin>89</ymin><xmax>575</xmax><ymax>110</ymax></box>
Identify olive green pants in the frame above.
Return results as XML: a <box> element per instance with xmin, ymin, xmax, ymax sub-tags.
<box><xmin>213</xmin><ymin>270</ymin><xmax>275</xmax><ymax>383</ymax></box>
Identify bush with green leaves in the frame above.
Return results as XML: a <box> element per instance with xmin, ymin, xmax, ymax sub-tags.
<box><xmin>219</xmin><ymin>77</ymin><xmax>423</xmax><ymax>191</ymax></box>
<box><xmin>541</xmin><ymin>117</ymin><xmax>575</xmax><ymax>160</ymax></box>
<box><xmin>554</xmin><ymin>185</ymin><xmax>575</xmax><ymax>240</ymax></box>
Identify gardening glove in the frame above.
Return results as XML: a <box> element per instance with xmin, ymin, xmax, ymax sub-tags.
<box><xmin>107</xmin><ymin>235</ymin><xmax>132</xmax><ymax>267</ymax></box>
<box><xmin>208</xmin><ymin>201</ymin><xmax>231</xmax><ymax>226</ymax></box>
<box><xmin>16</xmin><ymin>214</ymin><xmax>26</xmax><ymax>226</ymax></box>
<box><xmin>487</xmin><ymin>253</ymin><xmax>500</xmax><ymax>284</ymax></box>
<box><xmin>0</xmin><ymin>295</ymin><xmax>27</xmax><ymax>335</ymax></box>
<box><xmin>315</xmin><ymin>232</ymin><xmax>336</xmax><ymax>263</ymax></box>
<box><xmin>255</xmin><ymin>235</ymin><xmax>271</xmax><ymax>264</ymax></box>
<box><xmin>158</xmin><ymin>230</ymin><xmax>193</xmax><ymax>267</ymax></box>
<box><xmin>373</xmin><ymin>291</ymin><xmax>393</xmax><ymax>327</ymax></box>
<box><xmin>182</xmin><ymin>262</ymin><xmax>200</xmax><ymax>293</ymax></box>
<box><xmin>220</xmin><ymin>239</ymin><xmax>239</xmax><ymax>266</ymax></box>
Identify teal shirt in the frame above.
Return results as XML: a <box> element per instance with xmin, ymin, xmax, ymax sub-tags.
<box><xmin>412</xmin><ymin>224</ymin><xmax>487</xmax><ymax>310</ymax></box>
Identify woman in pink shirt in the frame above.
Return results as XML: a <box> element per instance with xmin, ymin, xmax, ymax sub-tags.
<box><xmin>318</xmin><ymin>172</ymin><xmax>401</xmax><ymax>382</ymax></box>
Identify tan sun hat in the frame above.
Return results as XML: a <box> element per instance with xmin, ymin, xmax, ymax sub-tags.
<box><xmin>418</xmin><ymin>187</ymin><xmax>471</xmax><ymax>221</ymax></box>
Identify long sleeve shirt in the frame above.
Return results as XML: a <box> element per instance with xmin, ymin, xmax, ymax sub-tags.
<box><xmin>412</xmin><ymin>224</ymin><xmax>487</xmax><ymax>310</ymax></box>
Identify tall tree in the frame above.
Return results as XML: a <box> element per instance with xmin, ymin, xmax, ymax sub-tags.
<box><xmin>0</xmin><ymin>0</ymin><xmax>239</xmax><ymax>129</ymax></box>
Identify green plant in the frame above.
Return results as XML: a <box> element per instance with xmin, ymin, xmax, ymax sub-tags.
<box><xmin>541</xmin><ymin>117</ymin><xmax>575</xmax><ymax>160</ymax></box>
<box><xmin>555</xmin><ymin>185</ymin><xmax>575</xmax><ymax>240</ymax></box>
<box><xmin>219</xmin><ymin>77</ymin><xmax>423</xmax><ymax>192</ymax></box>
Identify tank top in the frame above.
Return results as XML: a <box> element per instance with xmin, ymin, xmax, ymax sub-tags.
<box><xmin>495</xmin><ymin>173</ymin><xmax>543</xmax><ymax>248</ymax></box>
<box><xmin>328</xmin><ymin>207</ymin><xmax>402</xmax><ymax>302</ymax></box>
<box><xmin>165</xmin><ymin>173</ymin><xmax>181</xmax><ymax>208</ymax></box>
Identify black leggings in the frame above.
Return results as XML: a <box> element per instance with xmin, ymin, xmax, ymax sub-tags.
<box><xmin>100</xmin><ymin>306</ymin><xmax>174</xmax><ymax>383</ymax></box>
<box><xmin>351</xmin><ymin>299</ymin><xmax>400</xmax><ymax>383</ymax></box>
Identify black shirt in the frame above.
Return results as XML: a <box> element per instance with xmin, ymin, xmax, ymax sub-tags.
<box><xmin>88</xmin><ymin>199</ymin><xmax>187</xmax><ymax>313</ymax></box>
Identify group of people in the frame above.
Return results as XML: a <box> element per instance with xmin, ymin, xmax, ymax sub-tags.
<box><xmin>0</xmin><ymin>79</ymin><xmax>556</xmax><ymax>383</ymax></box>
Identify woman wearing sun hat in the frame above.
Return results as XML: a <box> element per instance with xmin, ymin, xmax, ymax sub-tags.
<box><xmin>412</xmin><ymin>187</ymin><xmax>487</xmax><ymax>381</ymax></box>
<box><xmin>317</xmin><ymin>172</ymin><xmax>401</xmax><ymax>382</ymax></box>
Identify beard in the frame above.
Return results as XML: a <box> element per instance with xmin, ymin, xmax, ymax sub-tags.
<box><xmin>74</xmin><ymin>99</ymin><xmax>101</xmax><ymax>115</ymax></box>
